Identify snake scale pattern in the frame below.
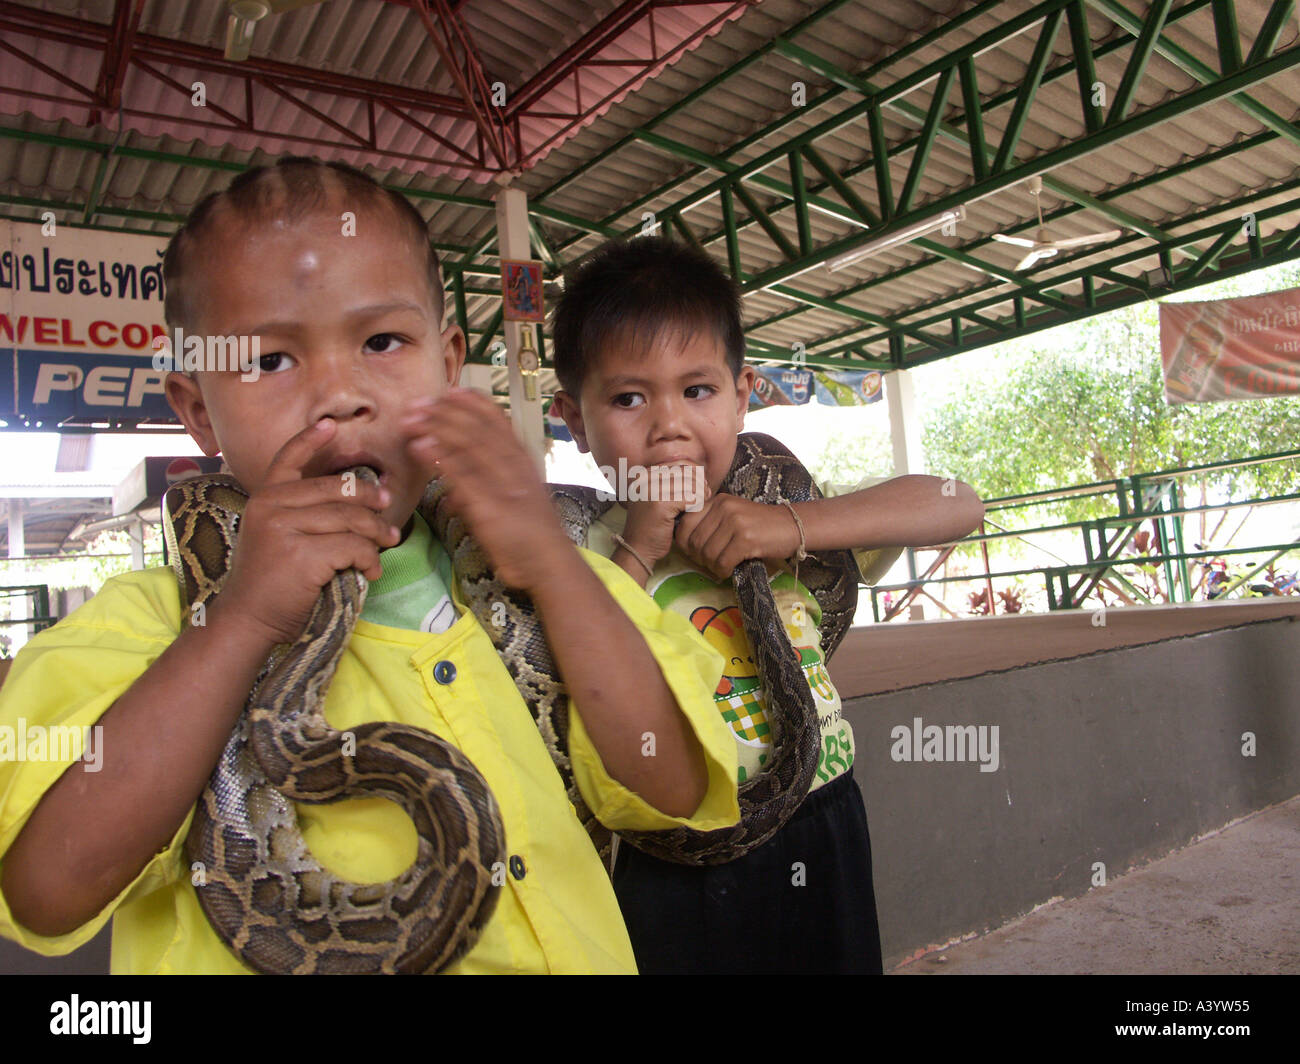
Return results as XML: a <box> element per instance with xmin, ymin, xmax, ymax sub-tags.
<box><xmin>164</xmin><ymin>432</ymin><xmax>857</xmax><ymax>974</ymax></box>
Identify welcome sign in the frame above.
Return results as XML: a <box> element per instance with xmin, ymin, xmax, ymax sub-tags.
<box><xmin>0</xmin><ymin>219</ymin><xmax>175</xmax><ymax>428</ymax></box>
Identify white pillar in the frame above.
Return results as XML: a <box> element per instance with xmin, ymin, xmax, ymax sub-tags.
<box><xmin>7</xmin><ymin>499</ymin><xmax>29</xmax><ymax>653</ymax></box>
<box><xmin>884</xmin><ymin>368</ymin><xmax>926</xmax><ymax>475</ymax></box>
<box><xmin>884</xmin><ymin>370</ymin><xmax>928</xmax><ymax>620</ymax></box>
<box><xmin>7</xmin><ymin>499</ymin><xmax>24</xmax><ymax>559</ymax></box>
<box><xmin>128</xmin><ymin>515</ymin><xmax>145</xmax><ymax>571</ymax></box>
<box><xmin>493</xmin><ymin>187</ymin><xmax>545</xmax><ymax>470</ymax></box>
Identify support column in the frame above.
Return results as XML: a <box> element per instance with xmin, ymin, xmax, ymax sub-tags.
<box><xmin>7</xmin><ymin>500</ymin><xmax>29</xmax><ymax>653</ymax></box>
<box><xmin>884</xmin><ymin>370</ymin><xmax>928</xmax><ymax>619</ymax></box>
<box><xmin>884</xmin><ymin>368</ymin><xmax>926</xmax><ymax>475</ymax></box>
<box><xmin>128</xmin><ymin>515</ymin><xmax>145</xmax><ymax>571</ymax></box>
<box><xmin>493</xmin><ymin>187</ymin><xmax>545</xmax><ymax>469</ymax></box>
<box><xmin>7</xmin><ymin>499</ymin><xmax>24</xmax><ymax>560</ymax></box>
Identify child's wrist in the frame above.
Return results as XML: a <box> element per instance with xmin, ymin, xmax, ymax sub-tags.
<box><xmin>611</xmin><ymin>535</ymin><xmax>655</xmax><ymax>582</ymax></box>
<box><xmin>201</xmin><ymin>593</ymin><xmax>286</xmax><ymax>661</ymax></box>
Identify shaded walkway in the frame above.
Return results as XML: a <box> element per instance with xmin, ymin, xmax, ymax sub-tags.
<box><xmin>893</xmin><ymin>796</ymin><xmax>1300</xmax><ymax>975</ymax></box>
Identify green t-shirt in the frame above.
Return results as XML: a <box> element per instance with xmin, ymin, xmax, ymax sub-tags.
<box><xmin>360</xmin><ymin>512</ymin><xmax>458</xmax><ymax>633</ymax></box>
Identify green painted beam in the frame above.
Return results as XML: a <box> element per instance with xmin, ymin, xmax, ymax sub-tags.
<box><xmin>741</xmin><ymin>129</ymin><xmax>1284</xmax><ymax>335</ymax></box>
<box><xmin>821</xmin><ymin>186</ymin><xmax>1300</xmax><ymax>356</ymax></box>
<box><xmin>958</xmin><ymin>57</ymin><xmax>991</xmax><ymax>179</ymax></box>
<box><xmin>877</xmin><ymin>0</ymin><xmax>1078</xmax><ymax>108</ymax></box>
<box><xmin>897</xmin><ymin>65</ymin><xmax>956</xmax><ymax>215</ymax></box>
<box><xmin>801</xmin><ymin>145</ymin><xmax>878</xmax><ymax>226</ymax></box>
<box><xmin>0</xmin><ymin>194</ymin><xmax>180</xmax><ymax>224</ymax></box>
<box><xmin>668</xmin><ymin>209</ymin><xmax>704</xmax><ymax>251</ymax></box>
<box><xmin>81</xmin><ymin>150</ymin><xmax>116</xmax><ymax>226</ymax></box>
<box><xmin>634</xmin><ymin>127</ymin><xmax>1060</xmax><ymax>307</ymax></box>
<box><xmin>992</xmin><ymin>8</ymin><xmax>1065</xmax><ymax>172</ymax></box>
<box><xmin>550</xmin><ymin>0</ymin><xmax>1213</xmax><ymax>264</ymax></box>
<box><xmin>0</xmin><ymin>209</ymin><xmax>170</xmax><ymax>235</ymax></box>
<box><xmin>1245</xmin><ymin>0</ymin><xmax>1297</xmax><ymax>66</ymax></box>
<box><xmin>534</xmin><ymin>0</ymin><xmax>862</xmax><ymax>204</ymax></box>
<box><xmin>739</xmin><ymin>42</ymin><xmax>1300</xmax><ymax>294</ymax></box>
<box><xmin>528</xmin><ymin>218</ymin><xmax>560</xmax><ymax>271</ymax></box>
<box><xmin>789</xmin><ymin>151</ymin><xmax>812</xmax><ymax>255</ymax></box>
<box><xmin>765</xmin><ymin>283</ymin><xmax>951</xmax><ymax>352</ymax></box>
<box><xmin>732</xmin><ymin>183</ymin><xmax>799</xmax><ymax>261</ymax></box>
<box><xmin>806</xmin><ymin>199</ymin><xmax>1300</xmax><ymax>362</ymax></box>
<box><xmin>1087</xmin><ymin>0</ymin><xmax>1300</xmax><ymax>147</ymax></box>
<box><xmin>768</xmin><ymin>24</ymin><xmax>1198</xmax><ymax>257</ymax></box>
<box><xmin>529</xmin><ymin>203</ymin><xmax>618</xmax><ymax>238</ymax></box>
<box><xmin>632</xmin><ymin>129</ymin><xmax>869</xmax><ymax>231</ymax></box>
<box><xmin>765</xmin><ymin>175</ymin><xmax>1300</xmax><ymax>355</ymax></box>
<box><xmin>1106</xmin><ymin>0</ymin><xmax>1174</xmax><ymax>126</ymax></box>
<box><xmin>470</xmin><ymin>305</ymin><xmax>504</xmax><ymax>362</ymax></box>
<box><xmin>555</xmin><ymin>0</ymin><xmax>1016</xmax><ymax>240</ymax></box>
<box><xmin>721</xmin><ymin>186</ymin><xmax>742</xmax><ymax>281</ymax></box>
<box><xmin>1067</xmin><ymin>0</ymin><xmax>1105</xmax><ymax>133</ymax></box>
<box><xmin>1211</xmin><ymin>0</ymin><xmax>1243</xmax><ymax>74</ymax></box>
<box><xmin>1185</xmin><ymin>225</ymin><xmax>1239</xmax><ymax>279</ymax></box>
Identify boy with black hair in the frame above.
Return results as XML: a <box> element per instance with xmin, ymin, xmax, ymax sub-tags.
<box><xmin>0</xmin><ymin>160</ymin><xmax>739</xmax><ymax>974</ymax></box>
<box><xmin>550</xmin><ymin>235</ymin><xmax>985</xmax><ymax>973</ymax></box>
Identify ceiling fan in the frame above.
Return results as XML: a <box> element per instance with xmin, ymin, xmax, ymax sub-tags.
<box><xmin>991</xmin><ymin>176</ymin><xmax>1122</xmax><ymax>271</ymax></box>
<box><xmin>224</xmin><ymin>0</ymin><xmax>328</xmax><ymax>61</ymax></box>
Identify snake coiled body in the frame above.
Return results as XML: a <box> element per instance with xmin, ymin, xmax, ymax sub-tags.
<box><xmin>169</xmin><ymin>469</ymin><xmax>505</xmax><ymax>975</ymax></box>
<box><xmin>165</xmin><ymin>433</ymin><xmax>857</xmax><ymax>973</ymax></box>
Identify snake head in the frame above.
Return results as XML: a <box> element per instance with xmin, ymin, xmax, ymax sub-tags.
<box><xmin>346</xmin><ymin>464</ymin><xmax>381</xmax><ymax>487</ymax></box>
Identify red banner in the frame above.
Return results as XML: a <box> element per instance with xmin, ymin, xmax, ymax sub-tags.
<box><xmin>1159</xmin><ymin>288</ymin><xmax>1300</xmax><ymax>404</ymax></box>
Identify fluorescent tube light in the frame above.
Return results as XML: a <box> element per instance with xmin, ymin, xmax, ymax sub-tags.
<box><xmin>826</xmin><ymin>206</ymin><xmax>967</xmax><ymax>272</ymax></box>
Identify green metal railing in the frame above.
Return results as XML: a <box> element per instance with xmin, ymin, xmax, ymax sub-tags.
<box><xmin>0</xmin><ymin>584</ymin><xmax>56</xmax><ymax>649</ymax></box>
<box><xmin>870</xmin><ymin>448</ymin><xmax>1300</xmax><ymax>620</ymax></box>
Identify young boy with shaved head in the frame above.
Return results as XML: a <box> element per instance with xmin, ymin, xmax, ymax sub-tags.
<box><xmin>0</xmin><ymin>158</ymin><xmax>738</xmax><ymax>974</ymax></box>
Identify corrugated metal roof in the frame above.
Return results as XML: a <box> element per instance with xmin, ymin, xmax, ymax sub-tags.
<box><xmin>3</xmin><ymin>0</ymin><xmax>750</xmax><ymax>177</ymax></box>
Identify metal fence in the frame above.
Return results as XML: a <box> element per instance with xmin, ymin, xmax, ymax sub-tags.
<box><xmin>871</xmin><ymin>448</ymin><xmax>1300</xmax><ymax>621</ymax></box>
<box><xmin>0</xmin><ymin>584</ymin><xmax>55</xmax><ymax>654</ymax></box>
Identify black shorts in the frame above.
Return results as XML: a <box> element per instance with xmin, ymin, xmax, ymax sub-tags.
<box><xmin>612</xmin><ymin>768</ymin><xmax>883</xmax><ymax>974</ymax></box>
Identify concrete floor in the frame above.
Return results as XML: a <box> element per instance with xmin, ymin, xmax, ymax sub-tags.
<box><xmin>892</xmin><ymin>795</ymin><xmax>1300</xmax><ymax>975</ymax></box>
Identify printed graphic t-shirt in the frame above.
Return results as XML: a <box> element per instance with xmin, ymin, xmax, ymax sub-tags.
<box><xmin>587</xmin><ymin>505</ymin><xmax>864</xmax><ymax>794</ymax></box>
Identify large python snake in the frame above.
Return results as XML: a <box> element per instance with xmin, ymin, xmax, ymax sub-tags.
<box><xmin>164</xmin><ymin>433</ymin><xmax>858</xmax><ymax>974</ymax></box>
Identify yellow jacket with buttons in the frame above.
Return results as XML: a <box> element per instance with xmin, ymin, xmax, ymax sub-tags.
<box><xmin>0</xmin><ymin>550</ymin><xmax>737</xmax><ymax>974</ymax></box>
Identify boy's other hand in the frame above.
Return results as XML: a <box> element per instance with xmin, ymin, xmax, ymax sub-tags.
<box><xmin>401</xmin><ymin>390</ymin><xmax>573</xmax><ymax>591</ymax></box>
<box><xmin>621</xmin><ymin>464</ymin><xmax>710</xmax><ymax>570</ymax></box>
<box><xmin>219</xmin><ymin>418</ymin><xmax>401</xmax><ymax>646</ymax></box>
<box><xmin>675</xmin><ymin>494</ymin><xmax>801</xmax><ymax>582</ymax></box>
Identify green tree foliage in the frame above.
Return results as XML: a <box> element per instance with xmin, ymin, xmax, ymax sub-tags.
<box><xmin>922</xmin><ymin>264</ymin><xmax>1300</xmax><ymax>525</ymax></box>
<box><xmin>811</xmin><ymin>421</ymin><xmax>894</xmax><ymax>485</ymax></box>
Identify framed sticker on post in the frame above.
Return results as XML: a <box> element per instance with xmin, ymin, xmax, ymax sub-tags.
<box><xmin>501</xmin><ymin>259</ymin><xmax>544</xmax><ymax>322</ymax></box>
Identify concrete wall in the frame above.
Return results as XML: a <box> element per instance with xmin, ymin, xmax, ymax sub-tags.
<box><xmin>845</xmin><ymin>614</ymin><xmax>1300</xmax><ymax>967</ymax></box>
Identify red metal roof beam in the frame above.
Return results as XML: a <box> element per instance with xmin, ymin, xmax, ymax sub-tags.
<box><xmin>514</xmin><ymin>0</ymin><xmax>757</xmax><ymax>169</ymax></box>
<box><xmin>89</xmin><ymin>0</ymin><xmax>145</xmax><ymax>126</ymax></box>
<box><xmin>505</xmin><ymin>0</ymin><xmax>758</xmax><ymax>119</ymax></box>
<box><xmin>412</xmin><ymin>0</ymin><xmax>514</xmax><ymax>171</ymax></box>
<box><xmin>0</xmin><ymin>2</ymin><xmax>471</xmax><ymax>118</ymax></box>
